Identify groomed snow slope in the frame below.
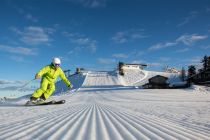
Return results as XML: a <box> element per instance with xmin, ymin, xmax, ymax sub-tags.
<box><xmin>0</xmin><ymin>88</ymin><xmax>210</xmax><ymax>140</ymax></box>
<box><xmin>122</xmin><ymin>69</ymin><xmax>147</xmax><ymax>86</ymax></box>
<box><xmin>82</xmin><ymin>71</ymin><xmax>124</xmax><ymax>87</ymax></box>
<box><xmin>0</xmin><ymin>71</ymin><xmax>210</xmax><ymax>140</ymax></box>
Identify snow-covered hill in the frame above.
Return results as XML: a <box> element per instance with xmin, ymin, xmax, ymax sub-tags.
<box><xmin>122</xmin><ymin>69</ymin><xmax>182</xmax><ymax>87</ymax></box>
<box><xmin>0</xmin><ymin>70</ymin><xmax>210</xmax><ymax>140</ymax></box>
<box><xmin>122</xmin><ymin>69</ymin><xmax>147</xmax><ymax>86</ymax></box>
<box><xmin>54</xmin><ymin>69</ymin><xmax>182</xmax><ymax>90</ymax></box>
<box><xmin>82</xmin><ymin>71</ymin><xmax>123</xmax><ymax>87</ymax></box>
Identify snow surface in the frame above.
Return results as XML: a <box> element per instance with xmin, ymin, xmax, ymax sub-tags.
<box><xmin>0</xmin><ymin>70</ymin><xmax>210</xmax><ymax>140</ymax></box>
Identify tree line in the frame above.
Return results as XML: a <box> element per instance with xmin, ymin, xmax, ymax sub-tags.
<box><xmin>187</xmin><ymin>55</ymin><xmax>210</xmax><ymax>84</ymax></box>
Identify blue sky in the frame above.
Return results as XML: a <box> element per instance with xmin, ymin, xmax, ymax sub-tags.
<box><xmin>0</xmin><ymin>0</ymin><xmax>210</xmax><ymax>82</ymax></box>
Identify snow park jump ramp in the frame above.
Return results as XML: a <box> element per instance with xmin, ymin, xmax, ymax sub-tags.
<box><xmin>0</xmin><ymin>71</ymin><xmax>210</xmax><ymax>140</ymax></box>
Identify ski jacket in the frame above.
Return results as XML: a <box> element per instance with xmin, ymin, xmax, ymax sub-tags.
<box><xmin>36</xmin><ymin>63</ymin><xmax>71</xmax><ymax>86</ymax></box>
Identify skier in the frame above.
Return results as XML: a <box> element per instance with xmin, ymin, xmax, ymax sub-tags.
<box><xmin>28</xmin><ymin>57</ymin><xmax>73</xmax><ymax>104</ymax></box>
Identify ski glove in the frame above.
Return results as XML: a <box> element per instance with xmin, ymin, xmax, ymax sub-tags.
<box><xmin>68</xmin><ymin>84</ymin><xmax>73</xmax><ymax>89</ymax></box>
<box><xmin>35</xmin><ymin>74</ymin><xmax>41</xmax><ymax>79</ymax></box>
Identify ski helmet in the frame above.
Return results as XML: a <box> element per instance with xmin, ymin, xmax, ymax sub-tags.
<box><xmin>52</xmin><ymin>57</ymin><xmax>61</xmax><ymax>66</ymax></box>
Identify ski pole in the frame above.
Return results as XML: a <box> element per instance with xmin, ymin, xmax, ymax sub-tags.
<box><xmin>18</xmin><ymin>78</ymin><xmax>36</xmax><ymax>90</ymax></box>
<box><xmin>6</xmin><ymin>79</ymin><xmax>36</xmax><ymax>98</ymax></box>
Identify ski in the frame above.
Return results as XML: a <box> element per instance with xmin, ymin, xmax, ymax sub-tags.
<box><xmin>25</xmin><ymin>100</ymin><xmax>65</xmax><ymax>106</ymax></box>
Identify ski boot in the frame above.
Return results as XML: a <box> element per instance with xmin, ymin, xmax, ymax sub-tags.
<box><xmin>25</xmin><ymin>97</ymin><xmax>39</xmax><ymax>105</ymax></box>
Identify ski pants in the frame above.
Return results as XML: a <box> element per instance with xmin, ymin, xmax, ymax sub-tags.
<box><xmin>32</xmin><ymin>77</ymin><xmax>55</xmax><ymax>99</ymax></box>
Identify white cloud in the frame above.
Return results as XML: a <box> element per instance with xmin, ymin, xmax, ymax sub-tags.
<box><xmin>0</xmin><ymin>44</ymin><xmax>37</xmax><ymax>55</ymax></box>
<box><xmin>11</xmin><ymin>26</ymin><xmax>53</xmax><ymax>45</ymax></box>
<box><xmin>97</xmin><ymin>58</ymin><xmax>116</xmax><ymax>64</ymax></box>
<box><xmin>66</xmin><ymin>0</ymin><xmax>107</xmax><ymax>8</ymax></box>
<box><xmin>63</xmin><ymin>32</ymin><xmax>97</xmax><ymax>53</ymax></box>
<box><xmin>112</xmin><ymin>32</ymin><xmax>127</xmax><ymax>44</ymax></box>
<box><xmin>12</xmin><ymin>4</ymin><xmax>38</xmax><ymax>22</ymax></box>
<box><xmin>0</xmin><ymin>79</ymin><xmax>23</xmax><ymax>85</ymax></box>
<box><xmin>149</xmin><ymin>34</ymin><xmax>208</xmax><ymax>51</ymax></box>
<box><xmin>111</xmin><ymin>29</ymin><xmax>148</xmax><ymax>44</ymax></box>
<box><xmin>25</xmin><ymin>13</ymin><xmax>38</xmax><ymax>22</ymax></box>
<box><xmin>149</xmin><ymin>42</ymin><xmax>177</xmax><ymax>51</ymax></box>
<box><xmin>176</xmin><ymin>34</ymin><xmax>208</xmax><ymax>46</ymax></box>
<box><xmin>112</xmin><ymin>53</ymin><xmax>128</xmax><ymax>58</ymax></box>
<box><xmin>74</xmin><ymin>38</ymin><xmax>97</xmax><ymax>52</ymax></box>
<box><xmin>177</xmin><ymin>11</ymin><xmax>198</xmax><ymax>27</ymax></box>
<box><xmin>67</xmin><ymin>46</ymin><xmax>81</xmax><ymax>55</ymax></box>
<box><xmin>0</xmin><ymin>80</ymin><xmax>13</xmax><ymax>85</ymax></box>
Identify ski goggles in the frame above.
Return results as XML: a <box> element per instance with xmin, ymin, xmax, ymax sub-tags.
<box><xmin>54</xmin><ymin>64</ymin><xmax>60</xmax><ymax>67</ymax></box>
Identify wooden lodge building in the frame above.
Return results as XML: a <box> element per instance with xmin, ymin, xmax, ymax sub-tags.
<box><xmin>143</xmin><ymin>75</ymin><xmax>169</xmax><ymax>89</ymax></box>
<box><xmin>188</xmin><ymin>70</ymin><xmax>210</xmax><ymax>86</ymax></box>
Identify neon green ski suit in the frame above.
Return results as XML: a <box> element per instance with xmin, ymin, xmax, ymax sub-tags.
<box><xmin>32</xmin><ymin>63</ymin><xmax>71</xmax><ymax>99</ymax></box>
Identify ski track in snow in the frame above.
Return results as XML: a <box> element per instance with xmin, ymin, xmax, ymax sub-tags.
<box><xmin>1</xmin><ymin>90</ymin><xmax>210</xmax><ymax>140</ymax></box>
<box><xmin>0</xmin><ymin>71</ymin><xmax>210</xmax><ymax>140</ymax></box>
